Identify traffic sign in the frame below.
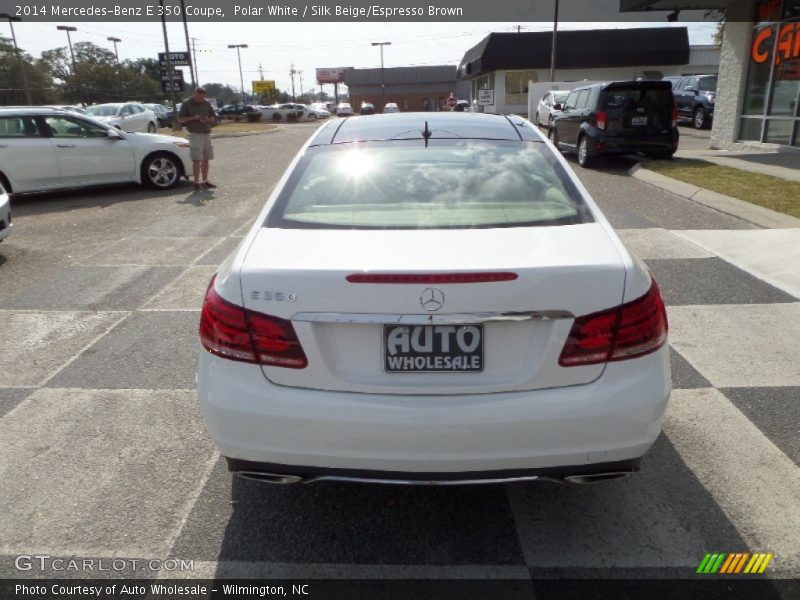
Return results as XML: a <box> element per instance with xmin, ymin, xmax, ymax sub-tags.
<box><xmin>252</xmin><ymin>80</ymin><xmax>276</xmax><ymax>95</ymax></box>
<box><xmin>477</xmin><ymin>89</ymin><xmax>494</xmax><ymax>106</ymax></box>
<box><xmin>158</xmin><ymin>51</ymin><xmax>191</xmax><ymax>67</ymax></box>
<box><xmin>447</xmin><ymin>94</ymin><xmax>457</xmax><ymax>108</ymax></box>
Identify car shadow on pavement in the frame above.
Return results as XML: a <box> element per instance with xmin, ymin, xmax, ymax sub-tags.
<box><xmin>10</xmin><ymin>181</ymin><xmax>195</xmax><ymax>218</ymax></box>
<box><xmin>165</xmin><ymin>433</ymin><xmax>749</xmax><ymax>577</ymax></box>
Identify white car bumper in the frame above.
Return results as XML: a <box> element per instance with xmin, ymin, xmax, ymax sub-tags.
<box><xmin>197</xmin><ymin>346</ymin><xmax>670</xmax><ymax>479</ymax></box>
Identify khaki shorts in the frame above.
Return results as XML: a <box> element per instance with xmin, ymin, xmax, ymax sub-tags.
<box><xmin>189</xmin><ymin>133</ymin><xmax>214</xmax><ymax>161</ymax></box>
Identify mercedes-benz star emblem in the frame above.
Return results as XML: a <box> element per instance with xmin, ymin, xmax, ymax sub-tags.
<box><xmin>420</xmin><ymin>287</ymin><xmax>445</xmax><ymax>312</ymax></box>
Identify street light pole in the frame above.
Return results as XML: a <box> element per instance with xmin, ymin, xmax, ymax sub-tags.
<box><xmin>57</xmin><ymin>25</ymin><xmax>81</xmax><ymax>104</ymax></box>
<box><xmin>107</xmin><ymin>36</ymin><xmax>122</xmax><ymax>95</ymax></box>
<box><xmin>0</xmin><ymin>13</ymin><xmax>32</xmax><ymax>105</ymax></box>
<box><xmin>371</xmin><ymin>41</ymin><xmax>391</xmax><ymax>108</ymax></box>
<box><xmin>289</xmin><ymin>64</ymin><xmax>297</xmax><ymax>101</ymax></box>
<box><xmin>228</xmin><ymin>44</ymin><xmax>248</xmax><ymax>104</ymax></box>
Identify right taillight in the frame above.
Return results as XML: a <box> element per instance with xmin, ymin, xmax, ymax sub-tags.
<box><xmin>559</xmin><ymin>279</ymin><xmax>668</xmax><ymax>367</ymax></box>
<box><xmin>596</xmin><ymin>110</ymin><xmax>607</xmax><ymax>131</ymax></box>
<box><xmin>199</xmin><ymin>277</ymin><xmax>307</xmax><ymax>369</ymax></box>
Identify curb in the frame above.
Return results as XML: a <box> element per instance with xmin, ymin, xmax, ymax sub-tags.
<box><xmin>629</xmin><ymin>164</ymin><xmax>800</xmax><ymax>229</ymax></box>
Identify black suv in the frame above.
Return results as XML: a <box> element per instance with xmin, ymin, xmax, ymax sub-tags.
<box><xmin>672</xmin><ymin>74</ymin><xmax>717</xmax><ymax>130</ymax></box>
<box><xmin>549</xmin><ymin>81</ymin><xmax>678</xmax><ymax>168</ymax></box>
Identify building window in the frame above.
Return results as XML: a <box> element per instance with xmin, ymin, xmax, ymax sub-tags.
<box><xmin>739</xmin><ymin>5</ymin><xmax>800</xmax><ymax>147</ymax></box>
<box><xmin>505</xmin><ymin>71</ymin><xmax>537</xmax><ymax>107</ymax></box>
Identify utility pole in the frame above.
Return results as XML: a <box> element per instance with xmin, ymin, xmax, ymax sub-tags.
<box><xmin>258</xmin><ymin>63</ymin><xmax>264</xmax><ymax>80</ymax></box>
<box><xmin>158</xmin><ymin>0</ymin><xmax>180</xmax><ymax>130</ymax></box>
<box><xmin>1</xmin><ymin>13</ymin><xmax>32</xmax><ymax>105</ymax></box>
<box><xmin>371</xmin><ymin>41</ymin><xmax>391</xmax><ymax>108</ymax></box>
<box><xmin>191</xmin><ymin>37</ymin><xmax>200</xmax><ymax>86</ymax></box>
<box><xmin>228</xmin><ymin>44</ymin><xmax>248</xmax><ymax>104</ymax></box>
<box><xmin>107</xmin><ymin>36</ymin><xmax>122</xmax><ymax>96</ymax></box>
<box><xmin>57</xmin><ymin>25</ymin><xmax>81</xmax><ymax>104</ymax></box>
<box><xmin>298</xmin><ymin>70</ymin><xmax>304</xmax><ymax>100</ymax></box>
<box><xmin>179</xmin><ymin>0</ymin><xmax>195</xmax><ymax>88</ymax></box>
<box><xmin>549</xmin><ymin>0</ymin><xmax>559</xmax><ymax>83</ymax></box>
<box><xmin>289</xmin><ymin>64</ymin><xmax>297</xmax><ymax>101</ymax></box>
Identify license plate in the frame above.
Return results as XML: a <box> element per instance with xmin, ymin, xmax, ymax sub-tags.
<box><xmin>384</xmin><ymin>324</ymin><xmax>484</xmax><ymax>373</ymax></box>
<box><xmin>631</xmin><ymin>116</ymin><xmax>648</xmax><ymax>126</ymax></box>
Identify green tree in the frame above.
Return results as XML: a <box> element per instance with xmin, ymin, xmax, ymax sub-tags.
<box><xmin>199</xmin><ymin>82</ymin><xmax>240</xmax><ymax>105</ymax></box>
<box><xmin>0</xmin><ymin>36</ymin><xmax>58</xmax><ymax>104</ymax></box>
<box><xmin>40</xmin><ymin>41</ymin><xmax>166</xmax><ymax>104</ymax></box>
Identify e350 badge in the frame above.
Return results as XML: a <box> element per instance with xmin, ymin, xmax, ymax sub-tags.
<box><xmin>250</xmin><ymin>291</ymin><xmax>297</xmax><ymax>302</ymax></box>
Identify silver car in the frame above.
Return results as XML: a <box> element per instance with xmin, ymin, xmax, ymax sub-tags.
<box><xmin>85</xmin><ymin>103</ymin><xmax>158</xmax><ymax>133</ymax></box>
<box><xmin>535</xmin><ymin>90</ymin><xmax>570</xmax><ymax>128</ymax></box>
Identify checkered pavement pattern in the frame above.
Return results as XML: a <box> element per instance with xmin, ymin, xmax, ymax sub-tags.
<box><xmin>0</xmin><ymin>138</ymin><xmax>798</xmax><ymax>582</ymax></box>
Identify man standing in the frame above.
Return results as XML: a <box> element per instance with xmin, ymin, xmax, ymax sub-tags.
<box><xmin>178</xmin><ymin>86</ymin><xmax>217</xmax><ymax>191</ymax></box>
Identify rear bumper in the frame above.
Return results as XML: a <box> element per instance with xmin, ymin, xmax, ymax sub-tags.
<box><xmin>197</xmin><ymin>346</ymin><xmax>671</xmax><ymax>475</ymax></box>
<box><xmin>594</xmin><ymin>131</ymin><xmax>678</xmax><ymax>155</ymax></box>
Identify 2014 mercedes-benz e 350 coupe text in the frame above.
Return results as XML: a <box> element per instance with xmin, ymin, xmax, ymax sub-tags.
<box><xmin>197</xmin><ymin>112</ymin><xmax>670</xmax><ymax>486</ymax></box>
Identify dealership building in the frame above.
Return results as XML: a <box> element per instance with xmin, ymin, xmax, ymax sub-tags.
<box><xmin>622</xmin><ymin>0</ymin><xmax>800</xmax><ymax>150</ymax></box>
<box><xmin>459</xmin><ymin>27</ymin><xmax>702</xmax><ymax>115</ymax></box>
<box><xmin>342</xmin><ymin>66</ymin><xmax>470</xmax><ymax>113</ymax></box>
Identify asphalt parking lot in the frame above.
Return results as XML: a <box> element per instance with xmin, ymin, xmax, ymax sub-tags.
<box><xmin>1</xmin><ymin>120</ymin><xmax>798</xmax><ymax>582</ymax></box>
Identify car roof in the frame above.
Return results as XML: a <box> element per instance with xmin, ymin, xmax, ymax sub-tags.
<box><xmin>309</xmin><ymin>112</ymin><xmax>544</xmax><ymax>145</ymax></box>
<box><xmin>0</xmin><ymin>106</ymin><xmax>73</xmax><ymax>116</ymax></box>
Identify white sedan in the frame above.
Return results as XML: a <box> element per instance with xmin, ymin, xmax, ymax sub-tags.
<box><xmin>535</xmin><ymin>90</ymin><xmax>570</xmax><ymax>128</ymax></box>
<box><xmin>85</xmin><ymin>102</ymin><xmax>158</xmax><ymax>133</ymax></box>
<box><xmin>0</xmin><ymin>182</ymin><xmax>11</xmax><ymax>243</ymax></box>
<box><xmin>197</xmin><ymin>112</ymin><xmax>670</xmax><ymax>486</ymax></box>
<box><xmin>0</xmin><ymin>107</ymin><xmax>192</xmax><ymax>193</ymax></box>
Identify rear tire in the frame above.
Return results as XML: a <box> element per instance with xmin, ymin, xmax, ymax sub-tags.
<box><xmin>577</xmin><ymin>136</ymin><xmax>593</xmax><ymax>168</ymax></box>
<box><xmin>141</xmin><ymin>152</ymin><xmax>181</xmax><ymax>190</ymax></box>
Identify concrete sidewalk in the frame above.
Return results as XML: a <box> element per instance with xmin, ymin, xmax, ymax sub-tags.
<box><xmin>675</xmin><ymin>147</ymin><xmax>800</xmax><ymax>183</ymax></box>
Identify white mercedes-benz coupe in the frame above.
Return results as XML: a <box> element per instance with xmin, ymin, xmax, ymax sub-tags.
<box><xmin>198</xmin><ymin>112</ymin><xmax>670</xmax><ymax>486</ymax></box>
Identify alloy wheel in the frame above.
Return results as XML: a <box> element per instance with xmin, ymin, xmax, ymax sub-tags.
<box><xmin>147</xmin><ymin>157</ymin><xmax>178</xmax><ymax>188</ymax></box>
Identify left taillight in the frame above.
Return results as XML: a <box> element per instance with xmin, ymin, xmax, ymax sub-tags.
<box><xmin>671</xmin><ymin>105</ymin><xmax>679</xmax><ymax>128</ymax></box>
<box><xmin>199</xmin><ymin>277</ymin><xmax>307</xmax><ymax>369</ymax></box>
<box><xmin>559</xmin><ymin>278</ymin><xmax>668</xmax><ymax>367</ymax></box>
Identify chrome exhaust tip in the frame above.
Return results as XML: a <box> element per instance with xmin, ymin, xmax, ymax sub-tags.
<box><xmin>562</xmin><ymin>471</ymin><xmax>633</xmax><ymax>484</ymax></box>
<box><xmin>235</xmin><ymin>471</ymin><xmax>304</xmax><ymax>484</ymax></box>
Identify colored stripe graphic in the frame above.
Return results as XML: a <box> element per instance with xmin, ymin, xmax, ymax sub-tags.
<box><xmin>697</xmin><ymin>552</ymin><xmax>773</xmax><ymax>574</ymax></box>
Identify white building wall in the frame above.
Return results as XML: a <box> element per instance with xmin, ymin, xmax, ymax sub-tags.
<box><xmin>486</xmin><ymin>64</ymin><xmax>696</xmax><ymax>116</ymax></box>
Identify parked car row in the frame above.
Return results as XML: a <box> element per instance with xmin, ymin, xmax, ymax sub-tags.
<box><xmin>217</xmin><ymin>103</ymin><xmax>331</xmax><ymax>122</ymax></box>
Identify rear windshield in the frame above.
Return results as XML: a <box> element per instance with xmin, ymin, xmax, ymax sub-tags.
<box><xmin>265</xmin><ymin>140</ymin><xmax>593</xmax><ymax>230</ymax></box>
<box><xmin>601</xmin><ymin>86</ymin><xmax>673</xmax><ymax>111</ymax></box>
